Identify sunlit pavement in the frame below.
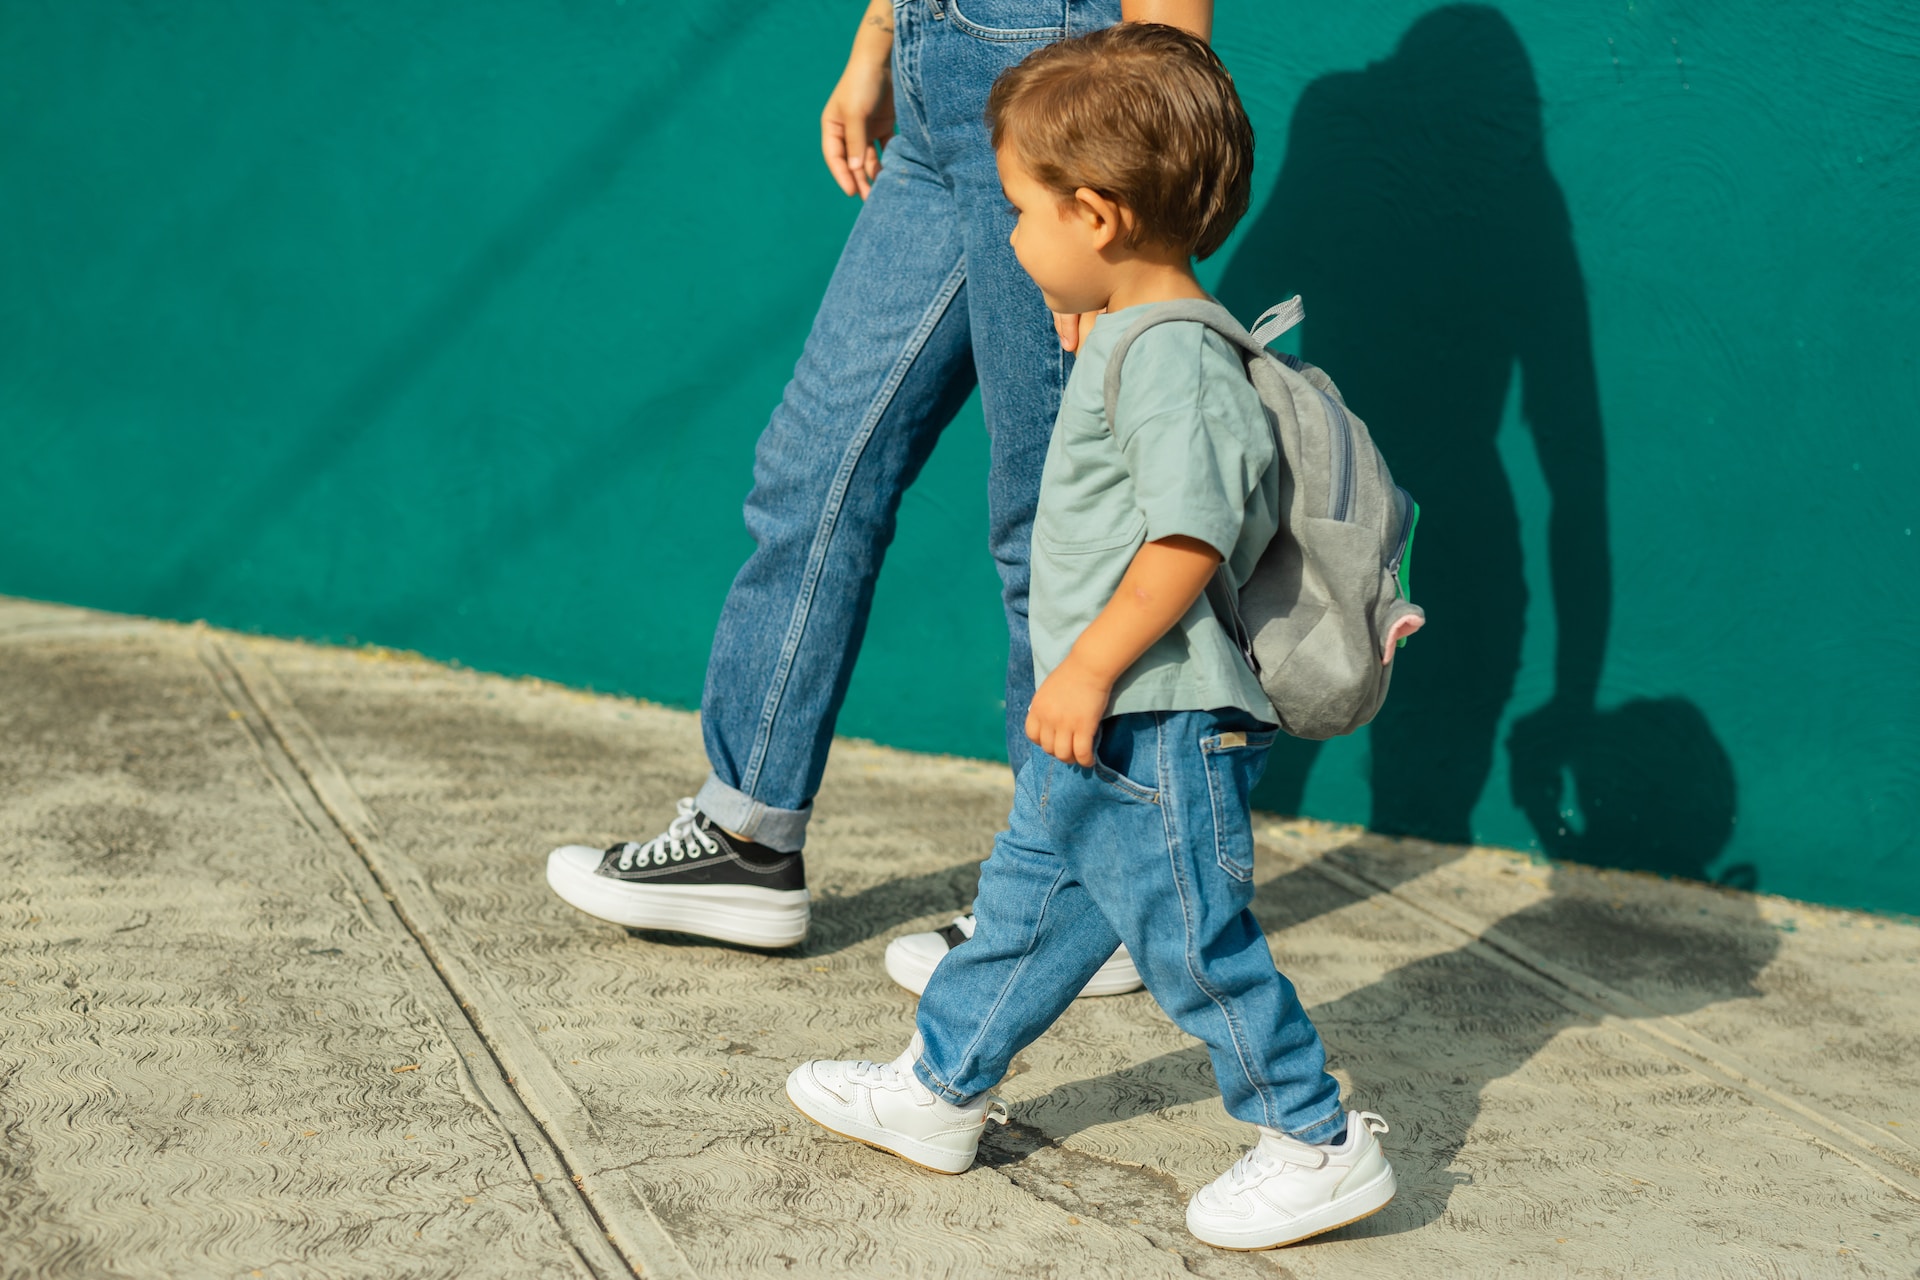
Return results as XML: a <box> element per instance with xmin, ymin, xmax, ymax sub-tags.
<box><xmin>2</xmin><ymin>596</ymin><xmax>1914</xmax><ymax>1278</ymax></box>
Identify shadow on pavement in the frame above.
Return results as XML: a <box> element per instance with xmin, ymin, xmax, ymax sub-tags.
<box><xmin>1010</xmin><ymin>828</ymin><xmax>1777</xmax><ymax>1235</ymax></box>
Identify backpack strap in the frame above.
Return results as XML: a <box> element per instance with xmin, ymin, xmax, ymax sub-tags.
<box><xmin>1099</xmin><ymin>297</ymin><xmax>1307</xmax><ymax>679</ymax></box>
<box><xmin>1099</xmin><ymin>295</ymin><xmax>1304</xmax><ymax>427</ymax></box>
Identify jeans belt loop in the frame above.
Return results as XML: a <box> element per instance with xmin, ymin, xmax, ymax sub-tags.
<box><xmin>927</xmin><ymin>0</ymin><xmax>944</xmax><ymax>19</ymax></box>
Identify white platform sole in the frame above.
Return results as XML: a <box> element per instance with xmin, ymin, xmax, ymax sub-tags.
<box><xmin>882</xmin><ymin>934</ymin><xmax>1144</xmax><ymax>998</ymax></box>
<box><xmin>545</xmin><ymin>849</ymin><xmax>809</xmax><ymax>948</ymax></box>
<box><xmin>1188</xmin><ymin>1162</ymin><xmax>1397</xmax><ymax>1250</ymax></box>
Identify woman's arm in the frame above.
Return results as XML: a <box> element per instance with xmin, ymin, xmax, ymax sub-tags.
<box><xmin>821</xmin><ymin>0</ymin><xmax>898</xmax><ymax>198</ymax></box>
<box><xmin>1054</xmin><ymin>0</ymin><xmax>1214</xmax><ymax>347</ymax></box>
<box><xmin>1120</xmin><ymin>0</ymin><xmax>1212</xmax><ymax>40</ymax></box>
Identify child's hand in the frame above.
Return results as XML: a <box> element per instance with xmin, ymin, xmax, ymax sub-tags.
<box><xmin>1025</xmin><ymin>537</ymin><xmax>1220</xmax><ymax>767</ymax></box>
<box><xmin>1025</xmin><ymin>657</ymin><xmax>1113</xmax><ymax>767</ymax></box>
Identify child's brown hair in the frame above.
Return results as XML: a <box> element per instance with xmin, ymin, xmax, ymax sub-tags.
<box><xmin>986</xmin><ymin>23</ymin><xmax>1254</xmax><ymax>261</ymax></box>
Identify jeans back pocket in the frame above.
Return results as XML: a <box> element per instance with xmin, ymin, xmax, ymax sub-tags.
<box><xmin>1200</xmin><ymin>728</ymin><xmax>1277</xmax><ymax>881</ymax></box>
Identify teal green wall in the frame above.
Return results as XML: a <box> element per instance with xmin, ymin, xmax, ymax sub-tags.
<box><xmin>4</xmin><ymin>3</ymin><xmax>1916</xmax><ymax>912</ymax></box>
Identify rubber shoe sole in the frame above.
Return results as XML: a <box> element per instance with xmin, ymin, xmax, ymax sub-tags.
<box><xmin>784</xmin><ymin>1065</ymin><xmax>977</xmax><ymax>1175</ymax></box>
<box><xmin>1187</xmin><ymin>1162</ymin><xmax>1397</xmax><ymax>1251</ymax></box>
<box><xmin>546</xmin><ymin>846</ymin><xmax>809</xmax><ymax>948</ymax></box>
<box><xmin>883</xmin><ymin>931</ymin><xmax>1143</xmax><ymax>998</ymax></box>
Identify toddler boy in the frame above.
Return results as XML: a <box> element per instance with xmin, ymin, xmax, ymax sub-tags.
<box><xmin>785</xmin><ymin>23</ymin><xmax>1394</xmax><ymax>1250</ymax></box>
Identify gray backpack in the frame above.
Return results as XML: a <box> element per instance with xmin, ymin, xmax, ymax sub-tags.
<box><xmin>1102</xmin><ymin>296</ymin><xmax>1424</xmax><ymax>740</ymax></box>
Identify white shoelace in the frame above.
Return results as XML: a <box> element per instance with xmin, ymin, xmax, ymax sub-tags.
<box><xmin>1223</xmin><ymin>1134</ymin><xmax>1328</xmax><ymax>1191</ymax></box>
<box><xmin>614</xmin><ymin>797</ymin><xmax>721</xmax><ymax>871</ymax></box>
<box><xmin>846</xmin><ymin>1059</ymin><xmax>902</xmax><ymax>1089</ymax></box>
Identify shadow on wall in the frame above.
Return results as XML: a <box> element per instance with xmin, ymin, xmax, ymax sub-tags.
<box><xmin>1218</xmin><ymin>5</ymin><xmax>1742</xmax><ymax>887</ymax></box>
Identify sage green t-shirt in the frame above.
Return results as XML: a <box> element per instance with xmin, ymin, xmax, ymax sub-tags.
<box><xmin>1030</xmin><ymin>305</ymin><xmax>1280</xmax><ymax>721</ymax></box>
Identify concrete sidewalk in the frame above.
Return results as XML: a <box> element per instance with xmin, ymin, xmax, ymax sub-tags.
<box><xmin>1</xmin><ymin>596</ymin><xmax>1915</xmax><ymax>1279</ymax></box>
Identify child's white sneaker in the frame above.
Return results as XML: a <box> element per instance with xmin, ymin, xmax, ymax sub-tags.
<box><xmin>1186</xmin><ymin>1111</ymin><xmax>1396</xmax><ymax>1250</ymax></box>
<box><xmin>785</xmin><ymin>1043</ymin><xmax>1006</xmax><ymax>1175</ymax></box>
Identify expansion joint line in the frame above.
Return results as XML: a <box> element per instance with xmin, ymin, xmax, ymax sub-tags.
<box><xmin>198</xmin><ymin>636</ymin><xmax>692</xmax><ymax>1280</ymax></box>
<box><xmin>1295</xmin><ymin>845</ymin><xmax>1920</xmax><ymax>1204</ymax></box>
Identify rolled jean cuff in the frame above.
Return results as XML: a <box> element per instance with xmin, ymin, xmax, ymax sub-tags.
<box><xmin>1289</xmin><ymin>1108</ymin><xmax>1349</xmax><ymax>1147</ymax></box>
<box><xmin>911</xmin><ymin>1056</ymin><xmax>986</xmax><ymax>1109</ymax></box>
<box><xmin>694</xmin><ymin>774</ymin><xmax>810</xmax><ymax>854</ymax></box>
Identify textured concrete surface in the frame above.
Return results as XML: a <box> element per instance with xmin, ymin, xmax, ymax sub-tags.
<box><xmin>2</xmin><ymin>596</ymin><xmax>1916</xmax><ymax>1279</ymax></box>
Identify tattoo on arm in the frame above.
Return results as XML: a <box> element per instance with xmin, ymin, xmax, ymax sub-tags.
<box><xmin>865</xmin><ymin>12</ymin><xmax>894</xmax><ymax>33</ymax></box>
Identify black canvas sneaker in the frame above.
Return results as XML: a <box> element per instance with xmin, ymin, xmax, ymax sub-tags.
<box><xmin>546</xmin><ymin>798</ymin><xmax>808</xmax><ymax>948</ymax></box>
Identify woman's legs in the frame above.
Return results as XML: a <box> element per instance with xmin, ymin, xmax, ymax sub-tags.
<box><xmin>551</xmin><ymin>0</ymin><xmax>1121</xmax><ymax>947</ymax></box>
<box><xmin>697</xmin><ymin>0</ymin><xmax>1121</xmax><ymax>844</ymax></box>
<box><xmin>914</xmin><ymin>0</ymin><xmax>1122</xmax><ymax>771</ymax></box>
<box><xmin>696</xmin><ymin>116</ymin><xmax>979</xmax><ymax>850</ymax></box>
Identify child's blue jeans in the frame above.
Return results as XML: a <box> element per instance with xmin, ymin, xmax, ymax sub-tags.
<box><xmin>693</xmin><ymin>0</ymin><xmax>1122</xmax><ymax>853</ymax></box>
<box><xmin>912</xmin><ymin>708</ymin><xmax>1348</xmax><ymax>1142</ymax></box>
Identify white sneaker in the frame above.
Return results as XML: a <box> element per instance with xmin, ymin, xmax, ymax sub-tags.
<box><xmin>1186</xmin><ymin>1111</ymin><xmax>1396</xmax><ymax>1250</ymax></box>
<box><xmin>883</xmin><ymin>914</ymin><xmax>1144</xmax><ymax>997</ymax></box>
<box><xmin>785</xmin><ymin>1043</ymin><xmax>1007</xmax><ymax>1175</ymax></box>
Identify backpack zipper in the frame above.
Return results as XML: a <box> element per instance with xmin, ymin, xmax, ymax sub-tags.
<box><xmin>1389</xmin><ymin>486</ymin><xmax>1419</xmax><ymax>595</ymax></box>
<box><xmin>1320</xmin><ymin>391</ymin><xmax>1356</xmax><ymax>521</ymax></box>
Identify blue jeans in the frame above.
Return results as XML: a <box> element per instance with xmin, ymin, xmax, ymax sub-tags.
<box><xmin>912</xmin><ymin>709</ymin><xmax>1347</xmax><ymax>1141</ymax></box>
<box><xmin>693</xmin><ymin>0</ymin><xmax>1123</xmax><ymax>853</ymax></box>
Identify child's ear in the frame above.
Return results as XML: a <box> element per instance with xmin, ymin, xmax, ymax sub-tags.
<box><xmin>1072</xmin><ymin>186</ymin><xmax>1127</xmax><ymax>252</ymax></box>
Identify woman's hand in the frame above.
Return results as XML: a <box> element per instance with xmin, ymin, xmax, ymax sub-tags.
<box><xmin>1053</xmin><ymin>309</ymin><xmax>1104</xmax><ymax>353</ymax></box>
<box><xmin>822</xmin><ymin>0</ymin><xmax>897</xmax><ymax>198</ymax></box>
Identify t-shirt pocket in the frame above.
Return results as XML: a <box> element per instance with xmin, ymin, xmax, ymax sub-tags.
<box><xmin>1034</xmin><ymin>510</ymin><xmax>1145</xmax><ymax>557</ymax></box>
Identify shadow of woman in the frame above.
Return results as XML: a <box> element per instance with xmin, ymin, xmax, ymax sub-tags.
<box><xmin>1216</xmin><ymin>4</ymin><xmax>1610</xmax><ymax>850</ymax></box>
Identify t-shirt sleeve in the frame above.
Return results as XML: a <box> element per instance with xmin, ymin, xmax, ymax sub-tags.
<box><xmin>1109</xmin><ymin>324</ymin><xmax>1275</xmax><ymax>560</ymax></box>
